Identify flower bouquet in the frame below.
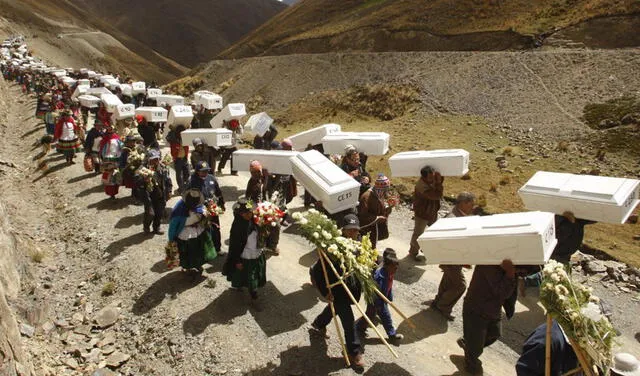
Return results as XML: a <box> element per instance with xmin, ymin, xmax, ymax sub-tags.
<box><xmin>161</xmin><ymin>153</ymin><xmax>174</xmax><ymax>168</ymax></box>
<box><xmin>540</xmin><ymin>260</ymin><xmax>617</xmax><ymax>372</ymax></box>
<box><xmin>205</xmin><ymin>200</ymin><xmax>224</xmax><ymax>218</ymax></box>
<box><xmin>292</xmin><ymin>209</ymin><xmax>379</xmax><ymax>303</ymax></box>
<box><xmin>126</xmin><ymin>148</ymin><xmax>144</xmax><ymax>171</ymax></box>
<box><xmin>252</xmin><ymin>201</ymin><xmax>284</xmax><ymax>249</ymax></box>
<box><xmin>136</xmin><ymin>167</ymin><xmax>156</xmax><ymax>192</ymax></box>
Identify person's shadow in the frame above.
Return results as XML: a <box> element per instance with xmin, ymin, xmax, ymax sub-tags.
<box><xmin>132</xmin><ymin>271</ymin><xmax>205</xmax><ymax>316</ymax></box>
<box><xmin>103</xmin><ymin>232</ymin><xmax>153</xmax><ymax>261</ymax></box>
<box><xmin>182</xmin><ymin>288</ymin><xmax>250</xmax><ymax>336</ymax></box>
<box><xmin>298</xmin><ymin>249</ymin><xmax>317</xmax><ymax>268</ymax></box>
<box><xmin>114</xmin><ymin>213</ymin><xmax>143</xmax><ymax>229</ymax></box>
<box><xmin>246</xmin><ymin>330</ymin><xmax>345</xmax><ymax>375</ymax></box>
<box><xmin>364</xmin><ymin>362</ymin><xmax>414</xmax><ymax>375</ymax></box>
<box><xmin>393</xmin><ymin>255</ymin><xmax>426</xmax><ymax>285</ymax></box>
<box><xmin>76</xmin><ymin>185</ymin><xmax>104</xmax><ymax>197</ymax></box>
<box><xmin>441</xmin><ymin>354</ymin><xmax>473</xmax><ymax>376</ymax></box>
<box><xmin>502</xmin><ymin>288</ymin><xmax>546</xmax><ymax>354</ymax></box>
<box><xmin>393</xmin><ymin>307</ymin><xmax>448</xmax><ymax>345</ymax></box>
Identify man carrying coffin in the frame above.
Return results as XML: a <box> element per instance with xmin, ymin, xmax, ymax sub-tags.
<box><xmin>430</xmin><ymin>192</ymin><xmax>475</xmax><ymax>321</ymax></box>
<box><xmin>458</xmin><ymin>259</ymin><xmax>517</xmax><ymax>375</ymax></box>
<box><xmin>408</xmin><ymin>166</ymin><xmax>444</xmax><ymax>262</ymax></box>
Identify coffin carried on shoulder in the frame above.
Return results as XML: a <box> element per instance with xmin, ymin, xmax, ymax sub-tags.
<box><xmin>60</xmin><ymin>77</ymin><xmax>76</xmax><ymax>86</ymax></box>
<box><xmin>244</xmin><ymin>112</ymin><xmax>273</xmax><ymax>137</ymax></box>
<box><xmin>388</xmin><ymin>149</ymin><xmax>470</xmax><ymax>177</ymax></box>
<box><xmin>155</xmin><ymin>94</ymin><xmax>184</xmax><ymax>107</ymax></box>
<box><xmin>167</xmin><ymin>105</ymin><xmax>193</xmax><ymax>127</ymax></box>
<box><xmin>86</xmin><ymin>87</ymin><xmax>112</xmax><ymax>97</ymax></box>
<box><xmin>180</xmin><ymin>128</ymin><xmax>232</xmax><ymax>148</ymax></box>
<box><xmin>114</xmin><ymin>104</ymin><xmax>135</xmax><ymax>120</ymax></box>
<box><xmin>146</xmin><ymin>88</ymin><xmax>162</xmax><ymax>99</ymax></box>
<box><xmin>78</xmin><ymin>95</ymin><xmax>101</xmax><ymax>109</ymax></box>
<box><xmin>195</xmin><ymin>92</ymin><xmax>223</xmax><ymax>110</ymax></box>
<box><xmin>101</xmin><ymin>93</ymin><xmax>123</xmax><ymax>113</ymax></box>
<box><xmin>289</xmin><ymin>123</ymin><xmax>341</xmax><ymax>151</ymax></box>
<box><xmin>119</xmin><ymin>84</ymin><xmax>132</xmax><ymax>97</ymax></box>
<box><xmin>72</xmin><ymin>85</ymin><xmax>90</xmax><ymax>100</ymax></box>
<box><xmin>99</xmin><ymin>75</ymin><xmax>115</xmax><ymax>84</ymax></box>
<box><xmin>290</xmin><ymin>150</ymin><xmax>360</xmax><ymax>214</ymax></box>
<box><xmin>87</xmin><ymin>71</ymin><xmax>98</xmax><ymax>78</ymax></box>
<box><xmin>104</xmin><ymin>78</ymin><xmax>120</xmax><ymax>90</ymax></box>
<box><xmin>77</xmin><ymin>79</ymin><xmax>90</xmax><ymax>87</ymax></box>
<box><xmin>518</xmin><ymin>171</ymin><xmax>640</xmax><ymax>224</ymax></box>
<box><xmin>232</xmin><ymin>149</ymin><xmax>299</xmax><ymax>175</ymax></box>
<box><xmin>321</xmin><ymin>132</ymin><xmax>390</xmax><ymax>155</ymax></box>
<box><xmin>135</xmin><ymin>107</ymin><xmax>168</xmax><ymax>122</ymax></box>
<box><xmin>417</xmin><ymin>211</ymin><xmax>557</xmax><ymax>265</ymax></box>
<box><xmin>210</xmin><ymin>103</ymin><xmax>246</xmax><ymax>128</ymax></box>
<box><xmin>79</xmin><ymin>68</ymin><xmax>89</xmax><ymax>75</ymax></box>
<box><xmin>131</xmin><ymin>82</ymin><xmax>146</xmax><ymax>95</ymax></box>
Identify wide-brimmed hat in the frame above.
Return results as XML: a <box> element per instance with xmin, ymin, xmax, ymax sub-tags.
<box><xmin>383</xmin><ymin>248</ymin><xmax>399</xmax><ymax>264</ymax></box>
<box><xmin>183</xmin><ymin>188</ymin><xmax>205</xmax><ymax>209</ymax></box>
<box><xmin>232</xmin><ymin>197</ymin><xmax>254</xmax><ymax>214</ymax></box>
<box><xmin>612</xmin><ymin>353</ymin><xmax>640</xmax><ymax>376</ymax></box>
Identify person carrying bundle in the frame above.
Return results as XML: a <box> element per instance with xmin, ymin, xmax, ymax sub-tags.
<box><xmin>217</xmin><ymin>119</ymin><xmax>242</xmax><ymax>176</ymax></box>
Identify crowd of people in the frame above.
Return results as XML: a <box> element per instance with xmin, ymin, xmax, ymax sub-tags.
<box><xmin>3</xmin><ymin>44</ymin><xmax>639</xmax><ymax>375</ymax></box>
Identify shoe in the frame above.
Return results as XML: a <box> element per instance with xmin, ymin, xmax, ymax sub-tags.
<box><xmin>412</xmin><ymin>252</ymin><xmax>426</xmax><ymax>262</ymax></box>
<box><xmin>348</xmin><ymin>353</ymin><xmax>365</xmax><ymax>368</ymax></box>
<box><xmin>230</xmin><ymin>171</ymin><xmax>238</xmax><ymax>176</ymax></box>
<box><xmin>388</xmin><ymin>333</ymin><xmax>404</xmax><ymax>341</ymax></box>
<box><xmin>457</xmin><ymin>337</ymin><xmax>466</xmax><ymax>351</ymax></box>
<box><xmin>153</xmin><ymin>229</ymin><xmax>164</xmax><ymax>235</ymax></box>
<box><xmin>309</xmin><ymin>323</ymin><xmax>329</xmax><ymax>338</ymax></box>
<box><xmin>143</xmin><ymin>227</ymin><xmax>151</xmax><ymax>234</ymax></box>
<box><xmin>464</xmin><ymin>361</ymin><xmax>483</xmax><ymax>375</ymax></box>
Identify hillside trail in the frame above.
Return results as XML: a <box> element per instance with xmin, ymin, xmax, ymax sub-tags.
<box><xmin>0</xmin><ymin>77</ymin><xmax>638</xmax><ymax>376</ymax></box>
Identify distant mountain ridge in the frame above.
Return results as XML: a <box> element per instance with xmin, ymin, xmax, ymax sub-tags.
<box><xmin>70</xmin><ymin>0</ymin><xmax>287</xmax><ymax>67</ymax></box>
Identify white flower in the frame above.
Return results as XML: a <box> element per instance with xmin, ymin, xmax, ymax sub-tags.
<box><xmin>308</xmin><ymin>208</ymin><xmax>318</xmax><ymax>214</ymax></box>
<box><xmin>581</xmin><ymin>302</ymin><xmax>603</xmax><ymax>322</ymax></box>
<box><xmin>291</xmin><ymin>212</ymin><xmax>302</xmax><ymax>220</ymax></box>
<box><xmin>316</xmin><ymin>225</ymin><xmax>321</xmax><ymax>230</ymax></box>
<box><xmin>328</xmin><ymin>244</ymin><xmax>338</xmax><ymax>253</ymax></box>
<box><xmin>589</xmin><ymin>296</ymin><xmax>600</xmax><ymax>304</ymax></box>
<box><xmin>550</xmin><ymin>273</ymin><xmax>560</xmax><ymax>282</ymax></box>
<box><xmin>312</xmin><ymin>232</ymin><xmax>320</xmax><ymax>239</ymax></box>
<box><xmin>322</xmin><ymin>230</ymin><xmax>332</xmax><ymax>240</ymax></box>
<box><xmin>299</xmin><ymin>218</ymin><xmax>308</xmax><ymax>225</ymax></box>
<box><xmin>270</xmin><ymin>221</ymin><xmax>277</xmax><ymax>227</ymax></box>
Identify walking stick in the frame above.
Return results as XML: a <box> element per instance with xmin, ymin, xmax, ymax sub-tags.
<box><xmin>317</xmin><ymin>249</ymin><xmax>350</xmax><ymax>367</ymax></box>
<box><xmin>545</xmin><ymin>314</ymin><xmax>552</xmax><ymax>376</ymax></box>
<box><xmin>373</xmin><ymin>289</ymin><xmax>416</xmax><ymax>329</ymax></box>
<box><xmin>320</xmin><ymin>251</ymin><xmax>399</xmax><ymax>358</ymax></box>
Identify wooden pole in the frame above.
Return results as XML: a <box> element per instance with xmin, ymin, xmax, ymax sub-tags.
<box><xmin>545</xmin><ymin>314</ymin><xmax>552</xmax><ymax>376</ymax></box>
<box><xmin>320</xmin><ymin>251</ymin><xmax>399</xmax><ymax>358</ymax></box>
<box><xmin>567</xmin><ymin>337</ymin><xmax>594</xmax><ymax>376</ymax></box>
<box><xmin>373</xmin><ymin>288</ymin><xmax>416</xmax><ymax>329</ymax></box>
<box><xmin>317</xmin><ymin>249</ymin><xmax>350</xmax><ymax>367</ymax></box>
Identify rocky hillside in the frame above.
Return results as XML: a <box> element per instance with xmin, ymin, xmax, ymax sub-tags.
<box><xmin>71</xmin><ymin>0</ymin><xmax>287</xmax><ymax>67</ymax></box>
<box><xmin>0</xmin><ymin>0</ymin><xmax>187</xmax><ymax>83</ymax></box>
<box><xmin>219</xmin><ymin>0</ymin><xmax>640</xmax><ymax>58</ymax></box>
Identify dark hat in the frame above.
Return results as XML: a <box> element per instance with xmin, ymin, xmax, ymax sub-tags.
<box><xmin>382</xmin><ymin>248</ymin><xmax>399</xmax><ymax>264</ymax></box>
<box><xmin>232</xmin><ymin>197</ymin><xmax>253</xmax><ymax>213</ymax></box>
<box><xmin>183</xmin><ymin>188</ymin><xmax>204</xmax><ymax>209</ymax></box>
<box><xmin>147</xmin><ymin>150</ymin><xmax>161</xmax><ymax>160</ymax></box>
<box><xmin>195</xmin><ymin>161</ymin><xmax>210</xmax><ymax>172</ymax></box>
<box><xmin>342</xmin><ymin>214</ymin><xmax>360</xmax><ymax>230</ymax></box>
<box><xmin>192</xmin><ymin>138</ymin><xmax>204</xmax><ymax>147</ymax></box>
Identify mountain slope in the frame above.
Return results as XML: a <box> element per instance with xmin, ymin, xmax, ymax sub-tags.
<box><xmin>219</xmin><ymin>0</ymin><xmax>640</xmax><ymax>58</ymax></box>
<box><xmin>0</xmin><ymin>0</ymin><xmax>187</xmax><ymax>83</ymax></box>
<box><xmin>71</xmin><ymin>0</ymin><xmax>287</xmax><ymax>67</ymax></box>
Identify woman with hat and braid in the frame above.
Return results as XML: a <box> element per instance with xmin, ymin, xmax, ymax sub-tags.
<box><xmin>357</xmin><ymin>173</ymin><xmax>394</xmax><ymax>249</ymax></box>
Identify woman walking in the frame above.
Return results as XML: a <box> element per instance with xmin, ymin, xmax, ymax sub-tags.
<box><xmin>99</xmin><ymin>125</ymin><xmax>123</xmax><ymax>198</ymax></box>
<box><xmin>53</xmin><ymin>110</ymin><xmax>83</xmax><ymax>165</ymax></box>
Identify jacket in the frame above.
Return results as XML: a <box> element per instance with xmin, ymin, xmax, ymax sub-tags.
<box><xmin>135</xmin><ymin>165</ymin><xmax>172</xmax><ymax>205</ymax></box>
<box><xmin>188</xmin><ymin>173</ymin><xmax>225</xmax><ymax>209</ymax></box>
<box><xmin>412</xmin><ymin>176</ymin><xmax>444</xmax><ymax>224</ymax></box>
<box><xmin>246</xmin><ymin>170</ymin><xmax>272</xmax><ymax>203</ymax></box>
<box><xmin>463</xmin><ymin>265</ymin><xmax>516</xmax><ymax>320</ymax></box>
<box><xmin>310</xmin><ymin>255</ymin><xmax>362</xmax><ymax>306</ymax></box>
<box><xmin>358</xmin><ymin>189</ymin><xmax>391</xmax><ymax>231</ymax></box>
<box><xmin>551</xmin><ymin>215</ymin><xmax>596</xmax><ymax>263</ymax></box>
<box><xmin>516</xmin><ymin>320</ymin><xmax>577</xmax><ymax>376</ymax></box>
<box><xmin>190</xmin><ymin>147</ymin><xmax>216</xmax><ymax>170</ymax></box>
<box><xmin>223</xmin><ymin>214</ymin><xmax>252</xmax><ymax>276</ymax></box>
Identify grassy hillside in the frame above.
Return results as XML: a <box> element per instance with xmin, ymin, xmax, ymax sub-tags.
<box><xmin>220</xmin><ymin>0</ymin><xmax>640</xmax><ymax>58</ymax></box>
<box><xmin>71</xmin><ymin>0</ymin><xmax>286</xmax><ymax>67</ymax></box>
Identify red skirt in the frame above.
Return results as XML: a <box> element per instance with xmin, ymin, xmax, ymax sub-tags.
<box><xmin>104</xmin><ymin>185</ymin><xmax>119</xmax><ymax>197</ymax></box>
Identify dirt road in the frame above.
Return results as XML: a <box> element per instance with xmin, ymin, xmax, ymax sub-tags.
<box><xmin>1</xmin><ymin>77</ymin><xmax>638</xmax><ymax>376</ymax></box>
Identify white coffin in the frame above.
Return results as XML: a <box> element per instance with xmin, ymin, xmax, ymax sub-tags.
<box><xmin>77</xmin><ymin>79</ymin><xmax>90</xmax><ymax>87</ymax></box>
<box><xmin>79</xmin><ymin>68</ymin><xmax>89</xmax><ymax>74</ymax></box>
<box><xmin>99</xmin><ymin>75</ymin><xmax>115</xmax><ymax>84</ymax></box>
<box><xmin>52</xmin><ymin>70</ymin><xmax>67</xmax><ymax>78</ymax></box>
<box><xmin>195</xmin><ymin>93</ymin><xmax>223</xmax><ymax>110</ymax></box>
<box><xmin>388</xmin><ymin>149</ymin><xmax>470</xmax><ymax>177</ymax></box>
<box><xmin>72</xmin><ymin>85</ymin><xmax>89</xmax><ymax>100</ymax></box>
<box><xmin>131</xmin><ymin>82</ymin><xmax>146</xmax><ymax>95</ymax></box>
<box><xmin>65</xmin><ymin>67</ymin><xmax>74</xmax><ymax>73</ymax></box>
<box><xmin>78</xmin><ymin>95</ymin><xmax>101</xmax><ymax>108</ymax></box>
<box><xmin>135</xmin><ymin>107</ymin><xmax>168</xmax><ymax>122</ymax></box>
<box><xmin>120</xmin><ymin>84</ymin><xmax>132</xmax><ymax>97</ymax></box>
<box><xmin>86</xmin><ymin>87</ymin><xmax>112</xmax><ymax>97</ymax></box>
<box><xmin>232</xmin><ymin>149</ymin><xmax>299</xmax><ymax>175</ymax></box>
<box><xmin>87</xmin><ymin>71</ymin><xmax>98</xmax><ymax>78</ymax></box>
<box><xmin>321</xmin><ymin>132</ymin><xmax>390</xmax><ymax>156</ymax></box>
<box><xmin>518</xmin><ymin>171</ymin><xmax>640</xmax><ymax>224</ymax></box>
<box><xmin>417</xmin><ymin>211</ymin><xmax>557</xmax><ymax>265</ymax></box>
<box><xmin>290</xmin><ymin>150</ymin><xmax>361</xmax><ymax>214</ymax></box>
<box><xmin>210</xmin><ymin>103</ymin><xmax>246</xmax><ymax>128</ymax></box>
<box><xmin>180</xmin><ymin>128</ymin><xmax>232</xmax><ymax>148</ymax></box>
<box><xmin>156</xmin><ymin>94</ymin><xmax>184</xmax><ymax>107</ymax></box>
<box><xmin>114</xmin><ymin>104</ymin><xmax>135</xmax><ymax>120</ymax></box>
<box><xmin>245</xmin><ymin>112</ymin><xmax>274</xmax><ymax>137</ymax></box>
<box><xmin>167</xmin><ymin>105</ymin><xmax>194</xmax><ymax>127</ymax></box>
<box><xmin>101</xmin><ymin>93</ymin><xmax>123</xmax><ymax>113</ymax></box>
<box><xmin>104</xmin><ymin>78</ymin><xmax>120</xmax><ymax>90</ymax></box>
<box><xmin>146</xmin><ymin>88</ymin><xmax>162</xmax><ymax>99</ymax></box>
<box><xmin>61</xmin><ymin>77</ymin><xmax>76</xmax><ymax>86</ymax></box>
<box><xmin>289</xmin><ymin>123</ymin><xmax>342</xmax><ymax>151</ymax></box>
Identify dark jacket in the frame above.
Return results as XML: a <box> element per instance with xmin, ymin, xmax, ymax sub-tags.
<box><xmin>463</xmin><ymin>265</ymin><xmax>516</xmax><ymax>320</ymax></box>
<box><xmin>223</xmin><ymin>213</ymin><xmax>252</xmax><ymax>276</ymax></box>
<box><xmin>190</xmin><ymin>146</ymin><xmax>216</xmax><ymax>170</ymax></box>
<box><xmin>413</xmin><ymin>176</ymin><xmax>444</xmax><ymax>224</ymax></box>
<box><xmin>246</xmin><ymin>170</ymin><xmax>272</xmax><ymax>203</ymax></box>
<box><xmin>310</xmin><ymin>255</ymin><xmax>362</xmax><ymax>306</ymax></box>
<box><xmin>188</xmin><ymin>173</ymin><xmax>225</xmax><ymax>209</ymax></box>
<box><xmin>551</xmin><ymin>215</ymin><xmax>596</xmax><ymax>263</ymax></box>
<box><xmin>84</xmin><ymin>127</ymin><xmax>103</xmax><ymax>152</ymax></box>
<box><xmin>516</xmin><ymin>320</ymin><xmax>577</xmax><ymax>376</ymax></box>
<box><xmin>135</xmin><ymin>165</ymin><xmax>172</xmax><ymax>205</ymax></box>
<box><xmin>137</xmin><ymin>122</ymin><xmax>157</xmax><ymax>147</ymax></box>
<box><xmin>340</xmin><ymin>161</ymin><xmax>370</xmax><ymax>195</ymax></box>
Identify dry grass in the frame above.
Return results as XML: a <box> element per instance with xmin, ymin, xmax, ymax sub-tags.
<box><xmin>101</xmin><ymin>282</ymin><xmax>116</xmax><ymax>296</ymax></box>
<box><xmin>29</xmin><ymin>248</ymin><xmax>45</xmax><ymax>263</ymax></box>
<box><xmin>499</xmin><ymin>175</ymin><xmax>512</xmax><ymax>185</ymax></box>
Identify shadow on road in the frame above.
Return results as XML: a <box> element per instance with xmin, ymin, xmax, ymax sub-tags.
<box><xmin>394</xmin><ymin>307</ymin><xmax>448</xmax><ymax>345</ymax></box>
<box><xmin>220</xmin><ymin>185</ymin><xmax>245</xmax><ymax>203</ymax></box>
<box><xmin>132</xmin><ymin>271</ymin><xmax>205</xmax><ymax>316</ymax></box>
<box><xmin>103</xmin><ymin>231</ymin><xmax>153</xmax><ymax>261</ymax></box>
<box><xmin>364</xmin><ymin>362</ymin><xmax>414</xmax><ymax>375</ymax></box>
<box><xmin>394</xmin><ymin>255</ymin><xmax>426</xmax><ymax>285</ymax></box>
<box><xmin>67</xmin><ymin>173</ymin><xmax>99</xmax><ymax>184</ymax></box>
<box><xmin>182</xmin><ymin>288</ymin><xmax>249</xmax><ymax>335</ymax></box>
<box><xmin>32</xmin><ymin>160</ymin><xmax>71</xmax><ymax>183</ymax></box>
<box><xmin>76</xmin><ymin>184</ymin><xmax>104</xmax><ymax>197</ymax></box>
<box><xmin>114</xmin><ymin>213</ymin><xmax>144</xmax><ymax>229</ymax></box>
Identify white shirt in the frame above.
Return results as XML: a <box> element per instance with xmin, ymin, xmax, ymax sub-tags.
<box><xmin>60</xmin><ymin>121</ymin><xmax>76</xmax><ymax>141</ymax></box>
<box><xmin>178</xmin><ymin>212</ymin><xmax>205</xmax><ymax>240</ymax></box>
<box><xmin>240</xmin><ymin>230</ymin><xmax>263</xmax><ymax>259</ymax></box>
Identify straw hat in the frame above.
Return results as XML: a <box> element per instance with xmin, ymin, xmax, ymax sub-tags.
<box><xmin>612</xmin><ymin>353</ymin><xmax>640</xmax><ymax>376</ymax></box>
